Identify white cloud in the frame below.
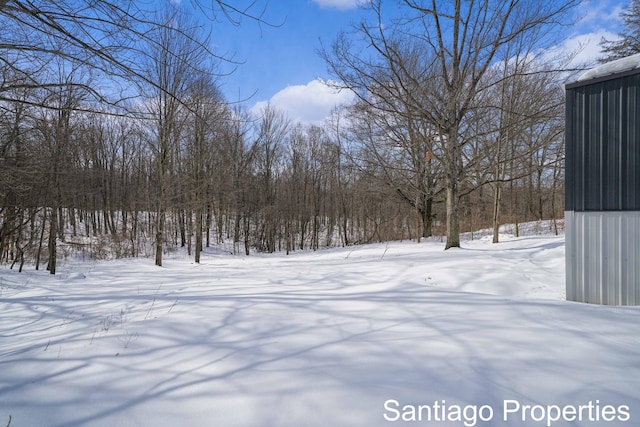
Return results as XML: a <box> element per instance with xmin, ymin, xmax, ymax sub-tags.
<box><xmin>312</xmin><ymin>0</ymin><xmax>367</xmax><ymax>11</ymax></box>
<box><xmin>548</xmin><ymin>29</ymin><xmax>620</xmax><ymax>68</ymax></box>
<box><xmin>251</xmin><ymin>78</ymin><xmax>355</xmax><ymax>124</ymax></box>
<box><xmin>575</xmin><ymin>0</ymin><xmax>624</xmax><ymax>28</ymax></box>
<box><xmin>561</xmin><ymin>0</ymin><xmax>625</xmax><ymax>66</ymax></box>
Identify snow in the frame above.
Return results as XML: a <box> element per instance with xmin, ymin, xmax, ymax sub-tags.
<box><xmin>577</xmin><ymin>53</ymin><xmax>640</xmax><ymax>82</ymax></box>
<box><xmin>1</xmin><ymin>228</ymin><xmax>639</xmax><ymax>427</ymax></box>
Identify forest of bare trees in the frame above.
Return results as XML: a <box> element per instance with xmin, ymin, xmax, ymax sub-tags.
<box><xmin>1</xmin><ymin>0</ymin><xmax>578</xmax><ymax>272</ymax></box>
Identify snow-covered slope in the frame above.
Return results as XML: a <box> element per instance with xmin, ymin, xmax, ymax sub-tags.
<box><xmin>1</xmin><ymin>232</ymin><xmax>639</xmax><ymax>427</ymax></box>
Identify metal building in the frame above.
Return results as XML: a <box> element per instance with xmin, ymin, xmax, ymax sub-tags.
<box><xmin>565</xmin><ymin>54</ymin><xmax>640</xmax><ymax>305</ymax></box>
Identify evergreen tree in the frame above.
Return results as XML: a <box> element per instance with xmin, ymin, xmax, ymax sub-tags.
<box><xmin>600</xmin><ymin>0</ymin><xmax>640</xmax><ymax>62</ymax></box>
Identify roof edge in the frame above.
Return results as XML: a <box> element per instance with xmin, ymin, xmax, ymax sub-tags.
<box><xmin>566</xmin><ymin>54</ymin><xmax>640</xmax><ymax>89</ymax></box>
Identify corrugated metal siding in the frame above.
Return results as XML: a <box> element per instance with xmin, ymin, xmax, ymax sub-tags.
<box><xmin>566</xmin><ymin>63</ymin><xmax>640</xmax><ymax>305</ymax></box>
<box><xmin>565</xmin><ymin>72</ymin><xmax>640</xmax><ymax>212</ymax></box>
<box><xmin>566</xmin><ymin>211</ymin><xmax>640</xmax><ymax>305</ymax></box>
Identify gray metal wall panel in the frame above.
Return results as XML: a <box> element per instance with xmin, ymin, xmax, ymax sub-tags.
<box><xmin>566</xmin><ymin>211</ymin><xmax>640</xmax><ymax>305</ymax></box>
<box><xmin>565</xmin><ymin>91</ymin><xmax>577</xmax><ymax>210</ymax></box>
<box><xmin>565</xmin><ymin>72</ymin><xmax>640</xmax><ymax>212</ymax></box>
<box><xmin>624</xmin><ymin>80</ymin><xmax>640</xmax><ymax>209</ymax></box>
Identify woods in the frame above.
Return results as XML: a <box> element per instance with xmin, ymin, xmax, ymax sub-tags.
<box><xmin>1</xmin><ymin>0</ymin><xmax>579</xmax><ymax>271</ymax></box>
<box><xmin>323</xmin><ymin>0</ymin><xmax>577</xmax><ymax>248</ymax></box>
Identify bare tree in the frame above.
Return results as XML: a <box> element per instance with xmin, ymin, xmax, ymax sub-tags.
<box><xmin>184</xmin><ymin>75</ymin><xmax>225</xmax><ymax>263</ymax></box>
<box><xmin>0</xmin><ymin>0</ymin><xmax>270</xmax><ymax>110</ymax></box>
<box><xmin>344</xmin><ymin>95</ymin><xmax>442</xmax><ymax>238</ymax></box>
<box><xmin>1</xmin><ymin>0</ymin><xmax>279</xmax><ymax>269</ymax></box>
<box><xmin>142</xmin><ymin>7</ymin><xmax>212</xmax><ymax>266</ymax></box>
<box><xmin>253</xmin><ymin>104</ymin><xmax>290</xmax><ymax>253</ymax></box>
<box><xmin>324</xmin><ymin>0</ymin><xmax>579</xmax><ymax>248</ymax></box>
<box><xmin>33</xmin><ymin>67</ymin><xmax>87</xmax><ymax>274</ymax></box>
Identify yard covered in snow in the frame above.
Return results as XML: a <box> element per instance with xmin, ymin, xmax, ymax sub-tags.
<box><xmin>1</xmin><ymin>225</ymin><xmax>639</xmax><ymax>427</ymax></box>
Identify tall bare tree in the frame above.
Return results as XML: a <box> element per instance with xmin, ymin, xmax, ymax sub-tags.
<box><xmin>184</xmin><ymin>75</ymin><xmax>225</xmax><ymax>263</ymax></box>
<box><xmin>253</xmin><ymin>104</ymin><xmax>290</xmax><ymax>253</ymax></box>
<box><xmin>143</xmin><ymin>7</ymin><xmax>212</xmax><ymax>266</ymax></box>
<box><xmin>34</xmin><ymin>67</ymin><xmax>86</xmax><ymax>274</ymax></box>
<box><xmin>324</xmin><ymin>0</ymin><xmax>579</xmax><ymax>248</ymax></box>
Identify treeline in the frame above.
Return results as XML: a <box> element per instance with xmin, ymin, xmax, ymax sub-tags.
<box><xmin>0</xmin><ymin>0</ymin><xmax>572</xmax><ymax>273</ymax></box>
<box><xmin>0</xmin><ymin>92</ymin><xmax>563</xmax><ymax>272</ymax></box>
<box><xmin>0</xmin><ymin>100</ymin><xmax>427</xmax><ymax>270</ymax></box>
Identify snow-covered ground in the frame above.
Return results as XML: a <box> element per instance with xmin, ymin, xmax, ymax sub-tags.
<box><xmin>1</xmin><ymin>229</ymin><xmax>639</xmax><ymax>427</ymax></box>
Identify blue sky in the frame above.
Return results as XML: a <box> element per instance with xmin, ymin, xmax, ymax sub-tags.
<box><xmin>205</xmin><ymin>0</ymin><xmax>627</xmax><ymax>124</ymax></box>
<box><xmin>212</xmin><ymin>1</ymin><xmax>364</xmax><ymax>100</ymax></box>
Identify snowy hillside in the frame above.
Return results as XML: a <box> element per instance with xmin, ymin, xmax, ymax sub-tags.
<box><xmin>1</xmin><ymin>230</ymin><xmax>639</xmax><ymax>427</ymax></box>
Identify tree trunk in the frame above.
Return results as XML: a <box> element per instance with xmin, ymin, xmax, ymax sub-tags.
<box><xmin>155</xmin><ymin>210</ymin><xmax>164</xmax><ymax>267</ymax></box>
<box><xmin>47</xmin><ymin>207</ymin><xmax>57</xmax><ymax>274</ymax></box>
<box><xmin>186</xmin><ymin>210</ymin><xmax>192</xmax><ymax>256</ymax></box>
<box><xmin>492</xmin><ymin>182</ymin><xmax>502</xmax><ymax>244</ymax></box>
<box><xmin>420</xmin><ymin>196</ymin><xmax>433</xmax><ymax>238</ymax></box>
<box><xmin>179</xmin><ymin>209</ymin><xmax>186</xmax><ymax>247</ymax></box>
<box><xmin>195</xmin><ymin>208</ymin><xmax>202</xmax><ymax>263</ymax></box>
<box><xmin>444</xmin><ymin>184</ymin><xmax>460</xmax><ymax>249</ymax></box>
<box><xmin>444</xmin><ymin>126</ymin><xmax>461</xmax><ymax>250</ymax></box>
<box><xmin>35</xmin><ymin>209</ymin><xmax>47</xmax><ymax>270</ymax></box>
